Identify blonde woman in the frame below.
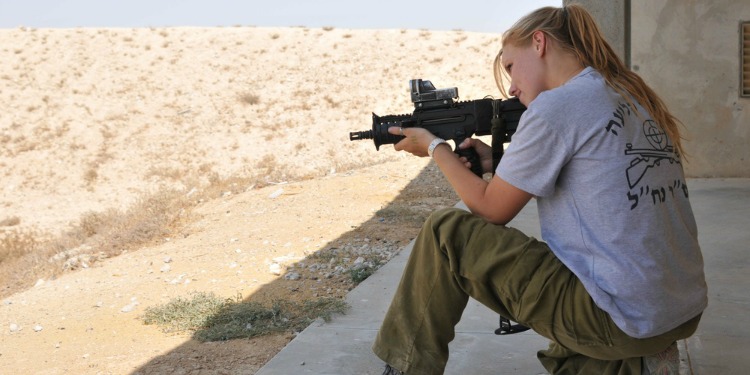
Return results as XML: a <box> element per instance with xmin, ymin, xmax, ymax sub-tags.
<box><xmin>374</xmin><ymin>5</ymin><xmax>707</xmax><ymax>375</ymax></box>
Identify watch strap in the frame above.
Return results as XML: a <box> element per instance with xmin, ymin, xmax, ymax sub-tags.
<box><xmin>428</xmin><ymin>138</ymin><xmax>448</xmax><ymax>158</ymax></box>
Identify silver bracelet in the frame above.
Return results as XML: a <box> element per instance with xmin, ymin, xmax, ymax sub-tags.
<box><xmin>427</xmin><ymin>138</ymin><xmax>448</xmax><ymax>158</ymax></box>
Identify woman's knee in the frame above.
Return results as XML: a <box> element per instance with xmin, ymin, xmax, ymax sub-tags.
<box><xmin>424</xmin><ymin>207</ymin><xmax>472</xmax><ymax>231</ymax></box>
<box><xmin>415</xmin><ymin>208</ymin><xmax>473</xmax><ymax>252</ymax></box>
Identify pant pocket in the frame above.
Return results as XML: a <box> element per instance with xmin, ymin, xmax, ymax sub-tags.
<box><xmin>569</xmin><ymin>298</ymin><xmax>614</xmax><ymax>347</ymax></box>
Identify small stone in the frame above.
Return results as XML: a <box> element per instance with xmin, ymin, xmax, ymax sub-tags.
<box><xmin>33</xmin><ymin>325</ymin><xmax>43</xmax><ymax>332</ymax></box>
<box><xmin>269</xmin><ymin>263</ymin><xmax>281</xmax><ymax>275</ymax></box>
<box><xmin>160</xmin><ymin>264</ymin><xmax>171</xmax><ymax>273</ymax></box>
<box><xmin>163</xmin><ymin>256</ymin><xmax>172</xmax><ymax>263</ymax></box>
<box><xmin>284</xmin><ymin>272</ymin><xmax>301</xmax><ymax>281</ymax></box>
<box><xmin>169</xmin><ymin>274</ymin><xmax>185</xmax><ymax>284</ymax></box>
<box><xmin>9</xmin><ymin>323</ymin><xmax>20</xmax><ymax>332</ymax></box>
<box><xmin>269</xmin><ymin>189</ymin><xmax>284</xmax><ymax>199</ymax></box>
<box><xmin>121</xmin><ymin>299</ymin><xmax>139</xmax><ymax>313</ymax></box>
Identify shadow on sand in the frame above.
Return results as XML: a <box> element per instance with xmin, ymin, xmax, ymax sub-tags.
<box><xmin>130</xmin><ymin>162</ymin><xmax>457</xmax><ymax>374</ymax></box>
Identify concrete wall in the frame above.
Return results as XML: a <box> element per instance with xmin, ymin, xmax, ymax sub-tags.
<box><xmin>563</xmin><ymin>0</ymin><xmax>629</xmax><ymax>65</ymax></box>
<box><xmin>567</xmin><ymin>0</ymin><xmax>749</xmax><ymax>177</ymax></box>
<box><xmin>630</xmin><ymin>0</ymin><xmax>750</xmax><ymax>177</ymax></box>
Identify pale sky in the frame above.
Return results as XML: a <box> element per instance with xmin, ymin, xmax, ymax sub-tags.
<box><xmin>0</xmin><ymin>0</ymin><xmax>561</xmax><ymax>33</ymax></box>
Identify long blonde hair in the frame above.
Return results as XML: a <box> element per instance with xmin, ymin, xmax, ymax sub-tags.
<box><xmin>494</xmin><ymin>4</ymin><xmax>686</xmax><ymax>158</ymax></box>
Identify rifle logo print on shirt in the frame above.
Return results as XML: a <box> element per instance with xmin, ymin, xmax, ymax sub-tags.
<box><xmin>605</xmin><ymin>102</ymin><xmax>687</xmax><ymax>210</ymax></box>
<box><xmin>624</xmin><ymin>120</ymin><xmax>679</xmax><ymax>188</ymax></box>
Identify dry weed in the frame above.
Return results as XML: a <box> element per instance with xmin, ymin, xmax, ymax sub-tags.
<box><xmin>239</xmin><ymin>92</ymin><xmax>260</xmax><ymax>105</ymax></box>
<box><xmin>0</xmin><ymin>188</ymin><xmax>191</xmax><ymax>299</ymax></box>
<box><xmin>0</xmin><ymin>217</ymin><xmax>21</xmax><ymax>227</ymax></box>
<box><xmin>0</xmin><ymin>164</ymin><xmax>310</xmax><ymax>299</ymax></box>
<box><xmin>0</xmin><ymin>228</ymin><xmax>38</xmax><ymax>263</ymax></box>
<box><xmin>142</xmin><ymin>292</ymin><xmax>348</xmax><ymax>342</ymax></box>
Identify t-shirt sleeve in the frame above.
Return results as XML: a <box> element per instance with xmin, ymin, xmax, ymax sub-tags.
<box><xmin>496</xmin><ymin>105</ymin><xmax>574</xmax><ymax>198</ymax></box>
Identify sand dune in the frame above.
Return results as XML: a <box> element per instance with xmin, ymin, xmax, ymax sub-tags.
<box><xmin>0</xmin><ymin>26</ymin><xmax>501</xmax><ymax>234</ymax></box>
<box><xmin>0</xmin><ymin>25</ymin><xmax>504</xmax><ymax>373</ymax></box>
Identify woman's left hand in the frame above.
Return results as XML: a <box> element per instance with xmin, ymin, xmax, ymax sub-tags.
<box><xmin>387</xmin><ymin>126</ymin><xmax>438</xmax><ymax>157</ymax></box>
<box><xmin>457</xmin><ymin>137</ymin><xmax>493</xmax><ymax>175</ymax></box>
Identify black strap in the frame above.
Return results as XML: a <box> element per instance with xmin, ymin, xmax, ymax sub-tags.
<box><xmin>490</xmin><ymin>100</ymin><xmax>505</xmax><ymax>174</ymax></box>
<box><xmin>495</xmin><ymin>316</ymin><xmax>531</xmax><ymax>335</ymax></box>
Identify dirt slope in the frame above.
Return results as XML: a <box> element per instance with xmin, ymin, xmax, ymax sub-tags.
<box><xmin>0</xmin><ymin>25</ymin><xmax>497</xmax><ymax>373</ymax></box>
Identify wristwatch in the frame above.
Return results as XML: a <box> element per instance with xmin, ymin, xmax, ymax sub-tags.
<box><xmin>427</xmin><ymin>138</ymin><xmax>448</xmax><ymax>158</ymax></box>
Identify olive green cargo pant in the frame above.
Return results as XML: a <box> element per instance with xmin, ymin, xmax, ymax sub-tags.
<box><xmin>372</xmin><ymin>208</ymin><xmax>700</xmax><ymax>375</ymax></box>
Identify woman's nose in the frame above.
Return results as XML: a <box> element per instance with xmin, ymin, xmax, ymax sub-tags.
<box><xmin>508</xmin><ymin>84</ymin><xmax>519</xmax><ymax>97</ymax></box>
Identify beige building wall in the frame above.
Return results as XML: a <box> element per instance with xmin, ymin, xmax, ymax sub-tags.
<box><xmin>568</xmin><ymin>0</ymin><xmax>749</xmax><ymax>177</ymax></box>
<box><xmin>630</xmin><ymin>0</ymin><xmax>750</xmax><ymax>177</ymax></box>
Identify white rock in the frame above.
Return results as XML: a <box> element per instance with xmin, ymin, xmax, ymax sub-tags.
<box><xmin>9</xmin><ymin>323</ymin><xmax>20</xmax><ymax>332</ymax></box>
<box><xmin>269</xmin><ymin>263</ymin><xmax>282</xmax><ymax>275</ymax></box>
<box><xmin>121</xmin><ymin>299</ymin><xmax>139</xmax><ymax>313</ymax></box>
<box><xmin>33</xmin><ymin>325</ymin><xmax>43</xmax><ymax>332</ymax></box>
<box><xmin>169</xmin><ymin>274</ymin><xmax>185</xmax><ymax>284</ymax></box>
<box><xmin>268</xmin><ymin>189</ymin><xmax>284</xmax><ymax>199</ymax></box>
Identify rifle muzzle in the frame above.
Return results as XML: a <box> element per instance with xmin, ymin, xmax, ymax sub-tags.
<box><xmin>349</xmin><ymin>113</ymin><xmax>409</xmax><ymax>150</ymax></box>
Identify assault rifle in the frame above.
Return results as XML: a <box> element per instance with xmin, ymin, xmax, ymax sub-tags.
<box><xmin>349</xmin><ymin>79</ymin><xmax>532</xmax><ymax>335</ymax></box>
<box><xmin>349</xmin><ymin>79</ymin><xmax>526</xmax><ymax>177</ymax></box>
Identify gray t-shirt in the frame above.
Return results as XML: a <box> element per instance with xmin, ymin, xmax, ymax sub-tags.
<box><xmin>497</xmin><ymin>67</ymin><xmax>707</xmax><ymax>338</ymax></box>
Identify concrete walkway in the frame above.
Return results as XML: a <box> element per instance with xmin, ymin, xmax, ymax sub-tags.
<box><xmin>256</xmin><ymin>178</ymin><xmax>749</xmax><ymax>375</ymax></box>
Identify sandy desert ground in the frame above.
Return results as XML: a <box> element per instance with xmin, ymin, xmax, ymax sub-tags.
<box><xmin>0</xmin><ymin>25</ymin><xmax>502</xmax><ymax>373</ymax></box>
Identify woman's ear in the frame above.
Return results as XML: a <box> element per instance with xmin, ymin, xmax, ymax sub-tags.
<box><xmin>532</xmin><ymin>30</ymin><xmax>546</xmax><ymax>56</ymax></box>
